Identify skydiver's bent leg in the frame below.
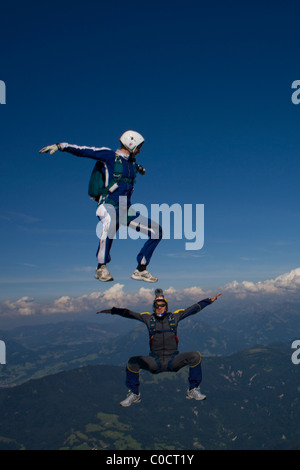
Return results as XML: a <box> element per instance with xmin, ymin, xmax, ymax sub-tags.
<box><xmin>125</xmin><ymin>355</ymin><xmax>158</xmax><ymax>393</ymax></box>
<box><xmin>128</xmin><ymin>214</ymin><xmax>163</xmax><ymax>267</ymax></box>
<box><xmin>120</xmin><ymin>355</ymin><xmax>159</xmax><ymax>407</ymax></box>
<box><xmin>169</xmin><ymin>351</ymin><xmax>203</xmax><ymax>389</ymax></box>
<box><xmin>96</xmin><ymin>203</ymin><xmax>119</xmax><ymax>265</ymax></box>
<box><xmin>95</xmin><ymin>203</ymin><xmax>119</xmax><ymax>281</ymax></box>
<box><xmin>128</xmin><ymin>213</ymin><xmax>163</xmax><ymax>282</ymax></box>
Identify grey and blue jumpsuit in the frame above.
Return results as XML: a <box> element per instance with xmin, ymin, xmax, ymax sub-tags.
<box><xmin>108</xmin><ymin>298</ymin><xmax>213</xmax><ymax>393</ymax></box>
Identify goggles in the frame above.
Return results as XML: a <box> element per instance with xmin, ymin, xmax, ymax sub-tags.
<box><xmin>154</xmin><ymin>301</ymin><xmax>167</xmax><ymax>309</ymax></box>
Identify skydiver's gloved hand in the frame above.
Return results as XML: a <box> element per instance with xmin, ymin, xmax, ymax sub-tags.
<box><xmin>97</xmin><ymin>309</ymin><xmax>112</xmax><ymax>314</ymax></box>
<box><xmin>136</xmin><ymin>164</ymin><xmax>146</xmax><ymax>175</ymax></box>
<box><xmin>39</xmin><ymin>144</ymin><xmax>60</xmax><ymax>155</ymax></box>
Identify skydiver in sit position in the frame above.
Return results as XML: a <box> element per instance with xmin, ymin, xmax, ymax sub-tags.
<box><xmin>39</xmin><ymin>131</ymin><xmax>162</xmax><ymax>283</ymax></box>
<box><xmin>98</xmin><ymin>289</ymin><xmax>222</xmax><ymax>407</ymax></box>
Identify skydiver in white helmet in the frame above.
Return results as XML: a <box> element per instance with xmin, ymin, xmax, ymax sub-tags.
<box><xmin>39</xmin><ymin>131</ymin><xmax>162</xmax><ymax>283</ymax></box>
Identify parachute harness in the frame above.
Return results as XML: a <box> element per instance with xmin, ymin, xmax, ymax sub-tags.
<box><xmin>148</xmin><ymin>313</ymin><xmax>179</xmax><ymax>345</ymax></box>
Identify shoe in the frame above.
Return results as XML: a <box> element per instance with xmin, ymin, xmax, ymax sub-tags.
<box><xmin>186</xmin><ymin>387</ymin><xmax>206</xmax><ymax>401</ymax></box>
<box><xmin>131</xmin><ymin>269</ymin><xmax>158</xmax><ymax>283</ymax></box>
<box><xmin>94</xmin><ymin>265</ymin><xmax>114</xmax><ymax>282</ymax></box>
<box><xmin>120</xmin><ymin>391</ymin><xmax>141</xmax><ymax>407</ymax></box>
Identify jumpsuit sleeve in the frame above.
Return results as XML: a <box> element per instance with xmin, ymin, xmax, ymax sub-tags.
<box><xmin>58</xmin><ymin>143</ymin><xmax>114</xmax><ymax>162</ymax></box>
<box><xmin>108</xmin><ymin>307</ymin><xmax>146</xmax><ymax>323</ymax></box>
<box><xmin>175</xmin><ymin>298</ymin><xmax>213</xmax><ymax>322</ymax></box>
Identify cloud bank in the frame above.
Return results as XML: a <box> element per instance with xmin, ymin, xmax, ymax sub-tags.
<box><xmin>0</xmin><ymin>268</ymin><xmax>299</xmax><ymax>319</ymax></box>
<box><xmin>223</xmin><ymin>268</ymin><xmax>300</xmax><ymax>298</ymax></box>
<box><xmin>0</xmin><ymin>284</ymin><xmax>206</xmax><ymax>319</ymax></box>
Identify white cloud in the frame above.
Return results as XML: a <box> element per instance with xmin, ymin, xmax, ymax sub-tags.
<box><xmin>0</xmin><ymin>284</ymin><xmax>208</xmax><ymax>318</ymax></box>
<box><xmin>223</xmin><ymin>268</ymin><xmax>300</xmax><ymax>298</ymax></box>
<box><xmin>0</xmin><ymin>284</ymin><xmax>156</xmax><ymax>318</ymax></box>
<box><xmin>164</xmin><ymin>286</ymin><xmax>206</xmax><ymax>301</ymax></box>
<box><xmin>1</xmin><ymin>268</ymin><xmax>299</xmax><ymax>319</ymax></box>
<box><xmin>3</xmin><ymin>296</ymin><xmax>38</xmax><ymax>316</ymax></box>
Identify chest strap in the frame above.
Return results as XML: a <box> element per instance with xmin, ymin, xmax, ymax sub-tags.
<box><xmin>149</xmin><ymin>314</ymin><xmax>179</xmax><ymax>344</ymax></box>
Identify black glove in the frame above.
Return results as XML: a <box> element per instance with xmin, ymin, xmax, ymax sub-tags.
<box><xmin>137</xmin><ymin>165</ymin><xmax>146</xmax><ymax>175</ymax></box>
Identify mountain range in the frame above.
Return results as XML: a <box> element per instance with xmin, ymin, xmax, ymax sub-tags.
<box><xmin>0</xmin><ymin>343</ymin><xmax>299</xmax><ymax>450</ymax></box>
<box><xmin>0</xmin><ymin>300</ymin><xmax>299</xmax><ymax>450</ymax></box>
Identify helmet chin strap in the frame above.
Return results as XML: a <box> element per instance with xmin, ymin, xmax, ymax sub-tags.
<box><xmin>155</xmin><ymin>311</ymin><xmax>167</xmax><ymax>318</ymax></box>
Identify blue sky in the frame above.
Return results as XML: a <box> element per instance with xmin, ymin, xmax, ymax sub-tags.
<box><xmin>1</xmin><ymin>0</ymin><xmax>300</xmax><ymax>326</ymax></box>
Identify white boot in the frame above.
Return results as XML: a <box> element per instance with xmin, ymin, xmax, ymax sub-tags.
<box><xmin>186</xmin><ymin>387</ymin><xmax>206</xmax><ymax>401</ymax></box>
<box><xmin>120</xmin><ymin>391</ymin><xmax>141</xmax><ymax>407</ymax></box>
<box><xmin>94</xmin><ymin>265</ymin><xmax>114</xmax><ymax>282</ymax></box>
<box><xmin>131</xmin><ymin>269</ymin><xmax>158</xmax><ymax>283</ymax></box>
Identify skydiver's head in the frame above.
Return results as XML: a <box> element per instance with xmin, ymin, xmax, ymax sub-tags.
<box><xmin>153</xmin><ymin>288</ymin><xmax>168</xmax><ymax>318</ymax></box>
<box><xmin>119</xmin><ymin>130</ymin><xmax>144</xmax><ymax>157</ymax></box>
<box><xmin>153</xmin><ymin>299</ymin><xmax>167</xmax><ymax>317</ymax></box>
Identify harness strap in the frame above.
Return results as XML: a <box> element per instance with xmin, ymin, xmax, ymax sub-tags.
<box><xmin>98</xmin><ymin>154</ymin><xmax>136</xmax><ymax>205</ymax></box>
<box><xmin>149</xmin><ymin>314</ymin><xmax>179</xmax><ymax>344</ymax></box>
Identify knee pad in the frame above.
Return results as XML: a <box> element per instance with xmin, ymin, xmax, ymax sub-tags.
<box><xmin>190</xmin><ymin>351</ymin><xmax>202</xmax><ymax>367</ymax></box>
<box><xmin>127</xmin><ymin>357</ymin><xmax>140</xmax><ymax>373</ymax></box>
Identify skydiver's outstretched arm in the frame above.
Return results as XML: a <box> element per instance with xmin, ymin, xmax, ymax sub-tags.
<box><xmin>175</xmin><ymin>293</ymin><xmax>222</xmax><ymax>321</ymax></box>
<box><xmin>39</xmin><ymin>143</ymin><xmax>114</xmax><ymax>162</ymax></box>
<box><xmin>97</xmin><ymin>307</ymin><xmax>144</xmax><ymax>323</ymax></box>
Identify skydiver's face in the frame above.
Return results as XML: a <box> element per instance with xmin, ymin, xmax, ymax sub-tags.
<box><xmin>132</xmin><ymin>143</ymin><xmax>143</xmax><ymax>156</ymax></box>
<box><xmin>154</xmin><ymin>302</ymin><xmax>167</xmax><ymax>317</ymax></box>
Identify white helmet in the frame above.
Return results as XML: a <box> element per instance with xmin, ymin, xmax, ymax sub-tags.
<box><xmin>120</xmin><ymin>130</ymin><xmax>144</xmax><ymax>153</ymax></box>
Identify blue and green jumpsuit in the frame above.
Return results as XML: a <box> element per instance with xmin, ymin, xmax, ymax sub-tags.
<box><xmin>58</xmin><ymin>143</ymin><xmax>162</xmax><ymax>268</ymax></box>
